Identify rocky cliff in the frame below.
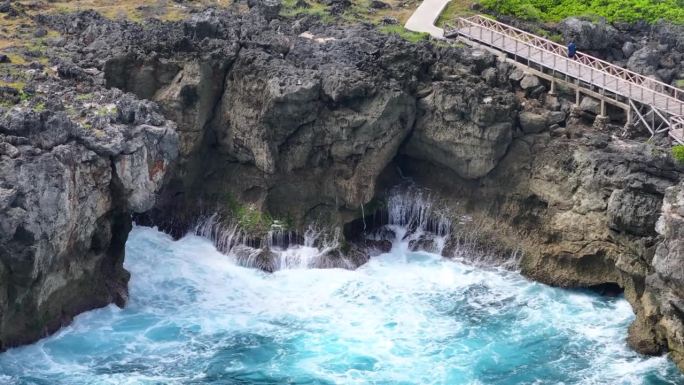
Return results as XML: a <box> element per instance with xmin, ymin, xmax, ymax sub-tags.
<box><xmin>0</xmin><ymin>78</ymin><xmax>178</xmax><ymax>348</ymax></box>
<box><xmin>2</xmin><ymin>0</ymin><xmax>684</xmax><ymax>372</ymax></box>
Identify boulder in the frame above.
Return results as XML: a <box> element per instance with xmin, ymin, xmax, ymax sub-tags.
<box><xmin>520</xmin><ymin>74</ymin><xmax>540</xmax><ymax>89</ymax></box>
<box><xmin>509</xmin><ymin>68</ymin><xmax>525</xmax><ymax>82</ymax></box>
<box><xmin>622</xmin><ymin>41</ymin><xmax>636</xmax><ymax>58</ymax></box>
<box><xmin>370</xmin><ymin>0</ymin><xmax>390</xmax><ymax>9</ymax></box>
<box><xmin>546</xmin><ymin>110</ymin><xmax>566</xmax><ymax>125</ymax></box>
<box><xmin>558</xmin><ymin>17</ymin><xmax>618</xmax><ymax>51</ymax></box>
<box><xmin>579</xmin><ymin>96</ymin><xmax>601</xmax><ymax>115</ymax></box>
<box><xmin>519</xmin><ymin>111</ymin><xmax>547</xmax><ymax>134</ymax></box>
<box><xmin>627</xmin><ymin>46</ymin><xmax>660</xmax><ymax>75</ymax></box>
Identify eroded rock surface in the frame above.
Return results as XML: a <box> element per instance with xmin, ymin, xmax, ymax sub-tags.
<box><xmin>0</xmin><ymin>83</ymin><xmax>178</xmax><ymax>349</ymax></box>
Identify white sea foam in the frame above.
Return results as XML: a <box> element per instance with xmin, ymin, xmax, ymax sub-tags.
<box><xmin>0</xmin><ymin>226</ymin><xmax>681</xmax><ymax>385</ymax></box>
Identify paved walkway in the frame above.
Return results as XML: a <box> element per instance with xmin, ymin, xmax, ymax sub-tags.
<box><xmin>404</xmin><ymin>0</ymin><xmax>451</xmax><ymax>38</ymax></box>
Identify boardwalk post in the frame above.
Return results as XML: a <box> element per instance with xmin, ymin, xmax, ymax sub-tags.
<box><xmin>515</xmin><ymin>40</ymin><xmax>518</xmax><ymax>61</ymax></box>
<box><xmin>550</xmin><ymin>79</ymin><xmax>556</xmax><ymax>95</ymax></box>
<box><xmin>575</xmin><ymin>80</ymin><xmax>581</xmax><ymax>106</ymax></box>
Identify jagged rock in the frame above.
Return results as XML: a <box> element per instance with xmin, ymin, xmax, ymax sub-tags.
<box><xmin>579</xmin><ymin>96</ymin><xmax>601</xmax><ymax>115</ymax></box>
<box><xmin>481</xmin><ymin>67</ymin><xmax>497</xmax><ymax>86</ymax></box>
<box><xmin>509</xmin><ymin>68</ymin><xmax>525</xmax><ymax>82</ymax></box>
<box><xmin>519</xmin><ymin>111</ymin><xmax>548</xmax><ymax>134</ymax></box>
<box><xmin>381</xmin><ymin>16</ymin><xmax>398</xmax><ymax>25</ymax></box>
<box><xmin>622</xmin><ymin>41</ymin><xmax>636</xmax><ymax>58</ymax></box>
<box><xmin>627</xmin><ymin>46</ymin><xmax>660</xmax><ymax>75</ymax></box>
<box><xmin>657</xmin><ymin>68</ymin><xmax>676</xmax><ymax>83</ymax></box>
<box><xmin>547</xmin><ymin>111</ymin><xmax>566</xmax><ymax>125</ymax></box>
<box><xmin>370</xmin><ymin>0</ymin><xmax>390</xmax><ymax>8</ymax></box>
<box><xmin>520</xmin><ymin>74</ymin><xmax>540</xmax><ymax>89</ymax></box>
<box><xmin>33</xmin><ymin>28</ymin><xmax>47</xmax><ymax>38</ymax></box>
<box><xmin>247</xmin><ymin>0</ymin><xmax>281</xmax><ymax>20</ymax></box>
<box><xmin>558</xmin><ymin>17</ymin><xmax>618</xmax><ymax>51</ymax></box>
<box><xmin>645</xmin><ymin>181</ymin><xmax>684</xmax><ymax>368</ymax></box>
<box><xmin>0</xmin><ymin>1</ymin><xmax>12</xmax><ymax>13</ymax></box>
<box><xmin>0</xmin><ymin>85</ymin><xmax>178</xmax><ymax>351</ymax></box>
<box><xmin>404</xmin><ymin>81</ymin><xmax>516</xmax><ymax>179</ymax></box>
<box><xmin>607</xmin><ymin>189</ymin><xmax>662</xmax><ymax>236</ymax></box>
<box><xmin>0</xmin><ymin>54</ymin><xmax>9</xmax><ymax>63</ymax></box>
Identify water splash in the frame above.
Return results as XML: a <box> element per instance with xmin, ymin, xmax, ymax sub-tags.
<box><xmin>386</xmin><ymin>187</ymin><xmax>451</xmax><ymax>237</ymax></box>
<box><xmin>194</xmin><ymin>214</ymin><xmax>350</xmax><ymax>271</ymax></box>
<box><xmin>193</xmin><ymin>213</ymin><xmax>248</xmax><ymax>253</ymax></box>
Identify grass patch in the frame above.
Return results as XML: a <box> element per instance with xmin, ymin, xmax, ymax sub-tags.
<box><xmin>379</xmin><ymin>24</ymin><xmax>430</xmax><ymax>42</ymax></box>
<box><xmin>281</xmin><ymin>0</ymin><xmax>333</xmax><ymax>22</ymax></box>
<box><xmin>436</xmin><ymin>0</ymin><xmax>477</xmax><ymax>27</ymax></box>
<box><xmin>479</xmin><ymin>0</ymin><xmax>684</xmax><ymax>23</ymax></box>
<box><xmin>0</xmin><ymin>80</ymin><xmax>26</xmax><ymax>90</ymax></box>
<box><xmin>76</xmin><ymin>93</ymin><xmax>93</xmax><ymax>101</ymax></box>
<box><xmin>226</xmin><ymin>194</ymin><xmax>276</xmax><ymax>235</ymax></box>
<box><xmin>673</xmin><ymin>145</ymin><xmax>684</xmax><ymax>164</ymax></box>
<box><xmin>1</xmin><ymin>53</ymin><xmax>27</xmax><ymax>65</ymax></box>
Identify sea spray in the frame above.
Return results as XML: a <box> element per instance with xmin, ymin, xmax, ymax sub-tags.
<box><xmin>194</xmin><ymin>214</ymin><xmax>352</xmax><ymax>271</ymax></box>
<box><xmin>195</xmin><ymin>187</ymin><xmax>523</xmax><ymax>272</ymax></box>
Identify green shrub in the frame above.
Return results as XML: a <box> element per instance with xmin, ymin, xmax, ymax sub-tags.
<box><xmin>672</xmin><ymin>145</ymin><xmax>684</xmax><ymax>163</ymax></box>
<box><xmin>478</xmin><ymin>0</ymin><xmax>684</xmax><ymax>24</ymax></box>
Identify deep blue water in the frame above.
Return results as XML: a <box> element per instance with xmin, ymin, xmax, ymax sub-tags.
<box><xmin>1</xmin><ymin>226</ymin><xmax>683</xmax><ymax>385</ymax></box>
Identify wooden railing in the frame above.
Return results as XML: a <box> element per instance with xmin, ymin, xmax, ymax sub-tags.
<box><xmin>448</xmin><ymin>15</ymin><xmax>684</xmax><ymax>116</ymax></box>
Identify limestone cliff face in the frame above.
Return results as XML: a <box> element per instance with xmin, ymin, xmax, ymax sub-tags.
<box><xmin>404</xmin><ymin>79</ymin><xmax>516</xmax><ymax>179</ymax></box>
<box><xmin>0</xmin><ymin>86</ymin><xmax>178</xmax><ymax>349</ymax></box>
<box><xmin>647</xmin><ymin>181</ymin><xmax>684</xmax><ymax>366</ymax></box>
<box><xmin>52</xmin><ymin>7</ymin><xmax>510</xmax><ymax>231</ymax></box>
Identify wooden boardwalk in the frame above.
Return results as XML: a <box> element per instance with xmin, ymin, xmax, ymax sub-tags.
<box><xmin>404</xmin><ymin>0</ymin><xmax>451</xmax><ymax>38</ymax></box>
<box><xmin>446</xmin><ymin>15</ymin><xmax>684</xmax><ymax>143</ymax></box>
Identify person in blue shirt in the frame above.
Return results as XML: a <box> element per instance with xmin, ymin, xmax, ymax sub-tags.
<box><xmin>567</xmin><ymin>41</ymin><xmax>577</xmax><ymax>59</ymax></box>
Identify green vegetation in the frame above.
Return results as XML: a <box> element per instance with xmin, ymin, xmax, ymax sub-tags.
<box><xmin>95</xmin><ymin>105</ymin><xmax>117</xmax><ymax>116</ymax></box>
<box><xmin>76</xmin><ymin>93</ymin><xmax>93</xmax><ymax>101</ymax></box>
<box><xmin>672</xmin><ymin>145</ymin><xmax>684</xmax><ymax>163</ymax></box>
<box><xmin>226</xmin><ymin>194</ymin><xmax>276</xmax><ymax>235</ymax></box>
<box><xmin>280</xmin><ymin>0</ymin><xmax>333</xmax><ymax>22</ymax></box>
<box><xmin>437</xmin><ymin>0</ymin><xmax>478</xmax><ymax>26</ymax></box>
<box><xmin>379</xmin><ymin>25</ymin><xmax>430</xmax><ymax>43</ymax></box>
<box><xmin>479</xmin><ymin>0</ymin><xmax>684</xmax><ymax>23</ymax></box>
<box><xmin>234</xmin><ymin>205</ymin><xmax>274</xmax><ymax>234</ymax></box>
